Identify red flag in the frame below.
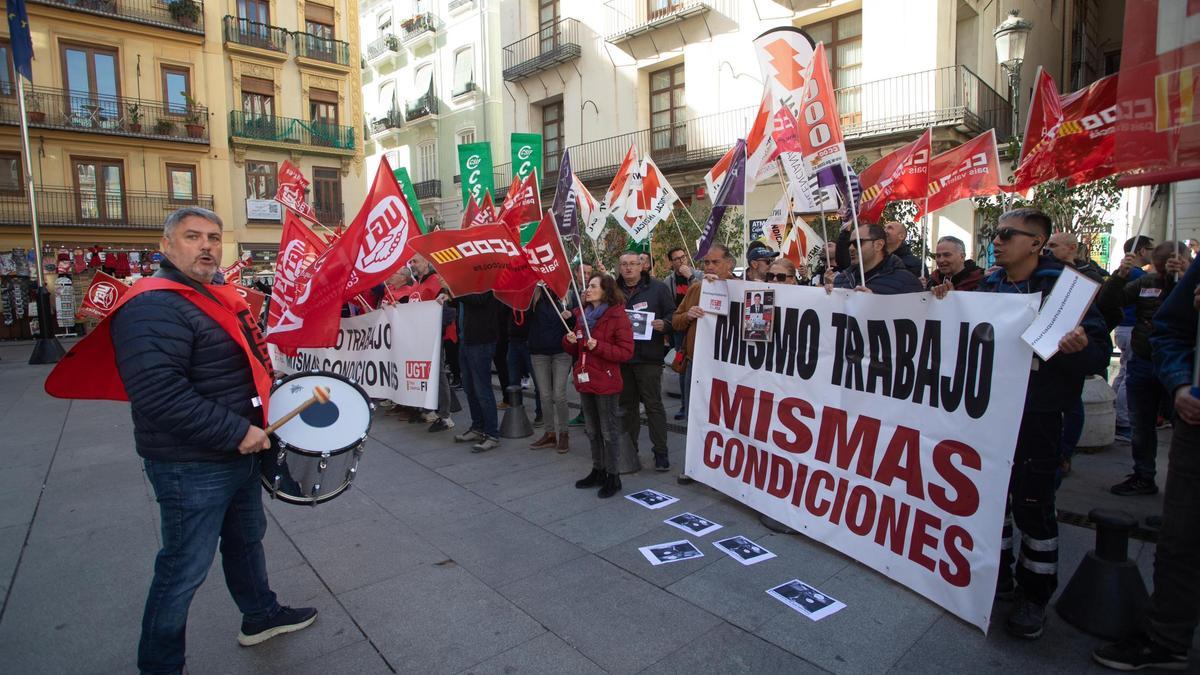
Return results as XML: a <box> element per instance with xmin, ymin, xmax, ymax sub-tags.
<box><xmin>407</xmin><ymin>223</ymin><xmax>533</xmax><ymax>302</ymax></box>
<box><xmin>1114</xmin><ymin>0</ymin><xmax>1200</xmax><ymax>186</ymax></box>
<box><xmin>1057</xmin><ymin>73</ymin><xmax>1119</xmax><ymax>185</ymax></box>
<box><xmin>460</xmin><ymin>194</ymin><xmax>482</xmax><ymax>230</ymax></box>
<box><xmin>793</xmin><ymin>43</ymin><xmax>848</xmax><ymax>177</ymax></box>
<box><xmin>274</xmin><ymin>160</ymin><xmax>319</xmax><ymax>224</ymax></box>
<box><xmin>233</xmin><ymin>284</ymin><xmax>266</xmax><ymax>318</ymax></box>
<box><xmin>221</xmin><ymin>251</ymin><xmax>253</xmax><ymax>284</ymax></box>
<box><xmin>1005</xmin><ymin>69</ymin><xmax>1064</xmax><ymax>193</ymax></box>
<box><xmin>917</xmin><ymin>130</ymin><xmax>1001</xmax><ymax>217</ymax></box>
<box><xmin>77</xmin><ymin>271</ymin><xmax>128</xmax><ymax>320</ymax></box>
<box><xmin>512</xmin><ymin>211</ymin><xmax>572</xmax><ymax>298</ymax></box>
<box><xmin>857</xmin><ymin>129</ymin><xmax>932</xmax><ymax>223</ymax></box>
<box><xmin>461</xmin><ymin>191</ymin><xmax>496</xmax><ymax>229</ymax></box>
<box><xmin>265</xmin><ymin>212</ymin><xmax>327</xmax><ymax>346</ymax></box>
<box><xmin>498</xmin><ymin>172</ymin><xmax>541</xmax><ymax>230</ymax></box>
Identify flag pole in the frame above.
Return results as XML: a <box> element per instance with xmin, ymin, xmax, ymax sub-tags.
<box><xmin>920</xmin><ymin>198</ymin><xmax>930</xmax><ymax>283</ymax></box>
<box><xmin>841</xmin><ymin>161</ymin><xmax>867</xmax><ymax>284</ymax></box>
<box><xmin>16</xmin><ymin>74</ymin><xmax>64</xmax><ymax>364</ymax></box>
<box><xmin>668</xmin><ymin>208</ymin><xmax>695</xmax><ymax>269</ymax></box>
<box><xmin>1170</xmin><ymin>182</ymin><xmax>1181</xmax><ymax>281</ymax></box>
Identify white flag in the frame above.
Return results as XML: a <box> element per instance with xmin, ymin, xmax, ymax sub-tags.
<box><xmin>614</xmin><ymin>155</ymin><xmax>679</xmax><ymax>243</ymax></box>
<box><xmin>584</xmin><ymin>144</ymin><xmax>638</xmax><ymax>241</ymax></box>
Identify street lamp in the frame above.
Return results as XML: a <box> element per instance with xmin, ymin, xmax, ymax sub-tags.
<box><xmin>994</xmin><ymin>9</ymin><xmax>1033</xmax><ymax>150</ymax></box>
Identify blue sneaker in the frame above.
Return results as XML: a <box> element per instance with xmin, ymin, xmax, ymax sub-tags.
<box><xmin>237</xmin><ymin>606</ymin><xmax>317</xmax><ymax>646</ymax></box>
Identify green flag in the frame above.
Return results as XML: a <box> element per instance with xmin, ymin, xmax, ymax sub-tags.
<box><xmin>511</xmin><ymin>133</ymin><xmax>543</xmax><ymax>184</ymax></box>
<box><xmin>457</xmin><ymin>142</ymin><xmax>494</xmax><ymax>208</ymax></box>
<box><xmin>625</xmin><ymin>234</ymin><xmax>650</xmax><ymax>254</ymax></box>
<box><xmin>392</xmin><ymin>167</ymin><xmax>428</xmax><ymax>234</ymax></box>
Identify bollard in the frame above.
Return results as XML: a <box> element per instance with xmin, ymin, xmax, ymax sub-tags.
<box><xmin>499</xmin><ymin>385</ymin><xmax>533</xmax><ymax>439</ymax></box>
<box><xmin>1055</xmin><ymin>508</ymin><xmax>1149</xmax><ymax>640</ymax></box>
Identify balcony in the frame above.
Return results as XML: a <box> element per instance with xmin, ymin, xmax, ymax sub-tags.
<box><xmin>605</xmin><ymin>0</ymin><xmax>712</xmax><ymax>43</ymax></box>
<box><xmin>447</xmin><ymin>0</ymin><xmax>474</xmax><ymax>15</ymax></box>
<box><xmin>370</xmin><ymin>108</ymin><xmax>403</xmax><ymax>142</ymax></box>
<box><xmin>366</xmin><ymin>34</ymin><xmax>400</xmax><ymax>64</ymax></box>
<box><xmin>28</xmin><ymin>0</ymin><xmax>205</xmax><ymax>35</ymax></box>
<box><xmin>228</xmin><ymin>111</ymin><xmax>355</xmax><ymax>156</ymax></box>
<box><xmin>223</xmin><ymin>16</ymin><xmax>289</xmax><ymax>59</ymax></box>
<box><xmin>295</xmin><ymin>32</ymin><xmax>352</xmax><ymax>71</ymax></box>
<box><xmin>503</xmin><ymin>18</ymin><xmax>581</xmax><ymax>82</ymax></box>
<box><xmin>405</xmin><ymin>91</ymin><xmax>438</xmax><ymax>124</ymax></box>
<box><xmin>313</xmin><ymin>203</ymin><xmax>344</xmax><ymax>228</ymax></box>
<box><xmin>0</xmin><ymin>187</ymin><xmax>215</xmax><ymax>230</ymax></box>
<box><xmin>564</xmin><ymin>65</ymin><xmax>1011</xmax><ymax>186</ymax></box>
<box><xmin>400</xmin><ymin>12</ymin><xmax>437</xmax><ymax>50</ymax></box>
<box><xmin>413</xmin><ymin>180</ymin><xmax>440</xmax><ymax>200</ymax></box>
<box><xmin>0</xmin><ymin>86</ymin><xmax>209</xmax><ymax>144</ymax></box>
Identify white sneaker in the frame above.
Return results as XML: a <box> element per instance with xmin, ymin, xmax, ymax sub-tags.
<box><xmin>521</xmin><ymin>376</ymin><xmax>533</xmax><ymax>390</ymax></box>
<box><xmin>454</xmin><ymin>429</ymin><xmax>484</xmax><ymax>443</ymax></box>
<box><xmin>471</xmin><ymin>436</ymin><xmax>500</xmax><ymax>453</ymax></box>
<box><xmin>422</xmin><ymin>411</ymin><xmax>439</xmax><ymax>423</ymax></box>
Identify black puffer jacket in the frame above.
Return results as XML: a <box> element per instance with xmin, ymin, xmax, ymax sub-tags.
<box><xmin>618</xmin><ymin>273</ymin><xmax>676</xmax><ymax>364</ymax></box>
<box><xmin>110</xmin><ymin>261</ymin><xmax>260</xmax><ymax>462</ymax></box>
<box><xmin>1097</xmin><ymin>270</ymin><xmax>1176</xmax><ymax>359</ymax></box>
<box><xmin>833</xmin><ymin>254</ymin><xmax>924</xmax><ymax>295</ymax></box>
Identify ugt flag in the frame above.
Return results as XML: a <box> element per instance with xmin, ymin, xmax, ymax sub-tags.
<box><xmin>275</xmin><ymin>160</ymin><xmax>319</xmax><ymax>224</ymax></box>
<box><xmin>265</xmin><ymin>212</ymin><xmax>328</xmax><ymax>348</ymax></box>
<box><xmin>550</xmin><ymin>149</ymin><xmax>579</xmax><ymax>244</ymax></box>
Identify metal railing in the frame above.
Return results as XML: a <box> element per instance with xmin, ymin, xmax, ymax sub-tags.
<box><xmin>229</xmin><ymin>111</ymin><xmax>355</xmax><ymax>150</ymax></box>
<box><xmin>502</xmin><ymin>18</ymin><xmax>582</xmax><ymax>82</ymax></box>
<box><xmin>0</xmin><ymin>86</ymin><xmax>209</xmax><ymax>143</ymax></box>
<box><xmin>295</xmin><ymin>32</ymin><xmax>351</xmax><ymax>66</ymax></box>
<box><xmin>413</xmin><ymin>180</ymin><xmax>440</xmax><ymax>199</ymax></box>
<box><xmin>370</xmin><ymin>108</ymin><xmax>403</xmax><ymax>135</ymax></box>
<box><xmin>448</xmin><ymin>0</ymin><xmax>474</xmax><ymax>11</ymax></box>
<box><xmin>314</xmin><ymin>203</ymin><xmax>344</xmax><ymax>227</ymax></box>
<box><xmin>604</xmin><ymin>0</ymin><xmax>722</xmax><ymax>41</ymax></box>
<box><xmin>366</xmin><ymin>34</ymin><xmax>399</xmax><ymax>60</ymax></box>
<box><xmin>223</xmin><ymin>15</ymin><xmax>289</xmax><ymax>52</ymax></box>
<box><xmin>405</xmin><ymin>91</ymin><xmax>438</xmax><ymax>122</ymax></box>
<box><xmin>0</xmin><ymin>187</ymin><xmax>214</xmax><ymax>230</ymax></box>
<box><xmin>28</xmin><ymin>0</ymin><xmax>205</xmax><ymax>34</ymax></box>
<box><xmin>401</xmin><ymin>12</ymin><xmax>436</xmax><ymax>41</ymax></box>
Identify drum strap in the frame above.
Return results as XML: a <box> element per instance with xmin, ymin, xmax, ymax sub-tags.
<box><xmin>45</xmin><ymin>277</ymin><xmax>275</xmax><ymax>422</ymax></box>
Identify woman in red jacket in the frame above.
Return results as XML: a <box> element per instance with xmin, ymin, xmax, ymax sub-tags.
<box><xmin>564</xmin><ymin>273</ymin><xmax>634</xmax><ymax>498</ymax></box>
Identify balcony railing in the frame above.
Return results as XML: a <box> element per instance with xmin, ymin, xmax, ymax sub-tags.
<box><xmin>413</xmin><ymin>180</ymin><xmax>440</xmax><ymax>199</ymax></box>
<box><xmin>314</xmin><ymin>203</ymin><xmax>344</xmax><ymax>227</ymax></box>
<box><xmin>400</xmin><ymin>12</ymin><xmax>436</xmax><ymax>42</ymax></box>
<box><xmin>229</xmin><ymin>111</ymin><xmax>355</xmax><ymax>151</ymax></box>
<box><xmin>366</xmin><ymin>34</ymin><xmax>399</xmax><ymax>60</ymax></box>
<box><xmin>295</xmin><ymin>32</ymin><xmax>351</xmax><ymax>66</ymax></box>
<box><xmin>28</xmin><ymin>0</ymin><xmax>205</xmax><ymax>35</ymax></box>
<box><xmin>0</xmin><ymin>187</ymin><xmax>215</xmax><ymax>230</ymax></box>
<box><xmin>503</xmin><ymin>18</ymin><xmax>582</xmax><ymax>82</ymax></box>
<box><xmin>0</xmin><ymin>86</ymin><xmax>209</xmax><ymax>143</ymax></box>
<box><xmin>405</xmin><ymin>92</ymin><xmax>438</xmax><ymax>122</ymax></box>
<box><xmin>563</xmin><ymin>65</ymin><xmax>1011</xmax><ymax>185</ymax></box>
<box><xmin>448</xmin><ymin>0</ymin><xmax>474</xmax><ymax>12</ymax></box>
<box><xmin>604</xmin><ymin>0</ymin><xmax>716</xmax><ymax>42</ymax></box>
<box><xmin>223</xmin><ymin>15</ymin><xmax>289</xmax><ymax>53</ymax></box>
<box><xmin>370</xmin><ymin>108</ymin><xmax>403</xmax><ymax>136</ymax></box>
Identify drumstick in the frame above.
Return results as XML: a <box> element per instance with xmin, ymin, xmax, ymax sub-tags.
<box><xmin>265</xmin><ymin>386</ymin><xmax>331</xmax><ymax>435</ymax></box>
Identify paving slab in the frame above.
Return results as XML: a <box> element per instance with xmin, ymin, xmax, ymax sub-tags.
<box><xmin>290</xmin><ymin>515</ymin><xmax>447</xmax><ymax>595</ymax></box>
<box><xmin>458</xmin><ymin>631</ymin><xmax>606</xmax><ymax>675</ymax></box>
<box><xmin>270</xmin><ymin>639</ymin><xmax>395</xmax><ymax>675</ymax></box>
<box><xmin>367</xmin><ymin>472</ymin><xmax>500</xmax><ymax>532</ymax></box>
<box><xmin>643</xmin><ymin>621</ymin><xmax>828</xmax><ymax>674</ymax></box>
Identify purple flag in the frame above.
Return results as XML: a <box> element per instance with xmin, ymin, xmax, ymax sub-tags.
<box><xmin>550</xmin><ymin>150</ymin><xmax>579</xmax><ymax>244</ymax></box>
<box><xmin>695</xmin><ymin>204</ymin><xmax>728</xmax><ymax>262</ymax></box>
<box><xmin>713</xmin><ymin>139</ymin><xmax>746</xmax><ymax>207</ymax></box>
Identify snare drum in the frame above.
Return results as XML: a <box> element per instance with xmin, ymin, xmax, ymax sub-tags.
<box><xmin>260</xmin><ymin>371</ymin><xmax>373</xmax><ymax>505</ymax></box>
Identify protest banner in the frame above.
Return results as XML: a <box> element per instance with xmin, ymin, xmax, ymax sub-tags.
<box><xmin>684</xmin><ymin>281</ymin><xmax>1040</xmax><ymax>631</ymax></box>
<box><xmin>270</xmin><ymin>301</ymin><xmax>441</xmax><ymax>409</ymax></box>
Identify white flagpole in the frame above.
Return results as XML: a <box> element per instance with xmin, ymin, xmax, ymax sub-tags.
<box><xmin>668</xmin><ymin>209</ymin><xmax>695</xmax><ymax>269</ymax></box>
<box><xmin>841</xmin><ymin>161</ymin><xmax>867</xmax><ymax>284</ymax></box>
<box><xmin>1170</xmin><ymin>182</ymin><xmax>1181</xmax><ymax>281</ymax></box>
<box><xmin>921</xmin><ymin>199</ymin><xmax>930</xmax><ymax>283</ymax></box>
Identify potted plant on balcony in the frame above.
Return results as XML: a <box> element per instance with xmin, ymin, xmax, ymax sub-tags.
<box><xmin>24</xmin><ymin>90</ymin><xmax>44</xmax><ymax>124</ymax></box>
<box><xmin>167</xmin><ymin>0</ymin><xmax>201</xmax><ymax>28</ymax></box>
<box><xmin>181</xmin><ymin>93</ymin><xmax>206</xmax><ymax>138</ymax></box>
<box><xmin>154</xmin><ymin>118</ymin><xmax>175</xmax><ymax>135</ymax></box>
<box><xmin>126</xmin><ymin>103</ymin><xmax>142</xmax><ymax>133</ymax></box>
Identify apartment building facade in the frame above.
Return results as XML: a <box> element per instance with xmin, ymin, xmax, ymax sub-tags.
<box><xmin>360</xmin><ymin>0</ymin><xmax>504</xmax><ymax>228</ymax></box>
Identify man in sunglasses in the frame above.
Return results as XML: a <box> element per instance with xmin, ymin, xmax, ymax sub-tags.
<box><xmin>673</xmin><ymin>244</ymin><xmax>736</xmax><ymax>444</ymax></box>
<box><xmin>965</xmin><ymin>208</ymin><xmax>1111</xmax><ymax>640</ymax></box>
<box><xmin>831</xmin><ymin>223</ymin><xmax>923</xmax><ymax>294</ymax></box>
<box><xmin>745</xmin><ymin>243</ymin><xmax>778</xmax><ymax>282</ymax></box>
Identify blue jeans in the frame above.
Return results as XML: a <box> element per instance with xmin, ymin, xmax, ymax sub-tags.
<box><xmin>460</xmin><ymin>342</ymin><xmax>499</xmax><ymax>438</ymax></box>
<box><xmin>140</xmin><ymin>455</ymin><xmax>278</xmax><ymax>674</ymax></box>
<box><xmin>1126</xmin><ymin>354</ymin><xmax>1165</xmax><ymax>480</ymax></box>
<box><xmin>506</xmin><ymin>340</ymin><xmax>542</xmax><ymax>416</ymax></box>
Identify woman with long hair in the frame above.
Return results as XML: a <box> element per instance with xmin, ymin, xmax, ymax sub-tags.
<box><xmin>563</xmin><ymin>273</ymin><xmax>634</xmax><ymax>498</ymax></box>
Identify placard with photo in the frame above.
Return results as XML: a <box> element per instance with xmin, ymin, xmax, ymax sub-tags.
<box><xmin>742</xmin><ymin>288</ymin><xmax>774</xmax><ymax>342</ymax></box>
<box><xmin>625</xmin><ymin>489</ymin><xmax>679</xmax><ymax>510</ymax></box>
<box><xmin>626</xmin><ymin>309</ymin><xmax>654</xmax><ymax>340</ymax></box>
<box><xmin>714</xmin><ymin>535</ymin><xmax>776</xmax><ymax>566</ymax></box>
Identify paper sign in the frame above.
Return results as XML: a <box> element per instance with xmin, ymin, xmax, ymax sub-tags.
<box><xmin>699</xmin><ymin>279</ymin><xmax>730</xmax><ymax>315</ymax></box>
<box><xmin>1020</xmin><ymin>265</ymin><xmax>1101</xmax><ymax>360</ymax></box>
<box><xmin>639</xmin><ymin>540</ymin><xmax>704</xmax><ymax>566</ymax></box>
<box><xmin>767</xmin><ymin>580</ymin><xmax>846</xmax><ymax>621</ymax></box>
<box><xmin>627</xmin><ymin>309</ymin><xmax>654</xmax><ymax>340</ymax></box>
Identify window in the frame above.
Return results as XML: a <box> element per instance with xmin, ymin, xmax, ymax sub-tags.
<box><xmin>418</xmin><ymin>141</ymin><xmax>436</xmax><ymax>182</ymax></box>
<box><xmin>236</xmin><ymin>0</ymin><xmax>272</xmax><ymax>47</ymax></box>
<box><xmin>237</xmin><ymin>0</ymin><xmax>269</xmax><ymax>24</ymax></box>
<box><xmin>0</xmin><ymin>152</ymin><xmax>22</xmax><ymax>195</ymax></box>
<box><xmin>452</xmin><ymin>47</ymin><xmax>474</xmax><ymax>96</ymax></box>
<box><xmin>73</xmin><ymin>158</ymin><xmax>124</xmax><ymax>222</ymax></box>
<box><xmin>539</xmin><ymin>0</ymin><xmax>559</xmax><ymax>53</ymax></box>
<box><xmin>377</xmin><ymin>10</ymin><xmax>393</xmax><ymax>33</ymax></box>
<box><xmin>457</xmin><ymin>128</ymin><xmax>475</xmax><ymax>146</ymax></box>
<box><xmin>649</xmin><ymin>63</ymin><xmax>685</xmax><ymax>154</ymax></box>
<box><xmin>310</xmin><ymin>88</ymin><xmax>339</xmax><ymax>145</ymax></box>
<box><xmin>161</xmin><ymin>66</ymin><xmax>190</xmax><ymax>116</ymax></box>
<box><xmin>304</xmin><ymin>3</ymin><xmax>336</xmax><ymax>57</ymax></box>
<box><xmin>803</xmin><ymin>11</ymin><xmax>862</xmax><ymax>122</ymax></box>
<box><xmin>414</xmin><ymin>63</ymin><xmax>433</xmax><ymax>99</ymax></box>
<box><xmin>242</xmin><ymin>76</ymin><xmax>274</xmax><ymax>121</ymax></box>
<box><xmin>312</xmin><ymin>167</ymin><xmax>342</xmax><ymax>225</ymax></box>
<box><xmin>541</xmin><ymin>101</ymin><xmax>563</xmax><ymax>170</ymax></box>
<box><xmin>648</xmin><ymin>0</ymin><xmax>682</xmax><ymax>21</ymax></box>
<box><xmin>245</xmin><ymin>160</ymin><xmax>276</xmax><ymax>200</ymax></box>
<box><xmin>378</xmin><ymin>80</ymin><xmax>397</xmax><ymax>114</ymax></box>
<box><xmin>166</xmin><ymin>164</ymin><xmax>197</xmax><ymax>203</ymax></box>
<box><xmin>62</xmin><ymin>43</ymin><xmax>120</xmax><ymax>121</ymax></box>
<box><xmin>0</xmin><ymin>40</ymin><xmax>13</xmax><ymax>97</ymax></box>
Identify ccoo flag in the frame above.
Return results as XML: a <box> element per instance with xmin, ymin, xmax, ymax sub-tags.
<box><xmin>857</xmin><ymin>129</ymin><xmax>932</xmax><ymax>223</ymax></box>
<box><xmin>7</xmin><ymin>0</ymin><xmax>32</xmax><ymax>81</ymax></box>
<box><xmin>917</xmin><ymin>130</ymin><xmax>1001</xmax><ymax>218</ymax></box>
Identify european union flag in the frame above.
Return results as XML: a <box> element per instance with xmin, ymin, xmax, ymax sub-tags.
<box><xmin>7</xmin><ymin>0</ymin><xmax>32</xmax><ymax>81</ymax></box>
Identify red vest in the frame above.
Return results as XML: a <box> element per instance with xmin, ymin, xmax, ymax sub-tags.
<box><xmin>45</xmin><ymin>278</ymin><xmax>274</xmax><ymax>420</ymax></box>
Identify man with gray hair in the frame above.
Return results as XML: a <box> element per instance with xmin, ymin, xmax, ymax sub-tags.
<box><xmin>928</xmin><ymin>235</ymin><xmax>984</xmax><ymax>292</ymax></box>
<box><xmin>107</xmin><ymin>208</ymin><xmax>317</xmax><ymax>672</ymax></box>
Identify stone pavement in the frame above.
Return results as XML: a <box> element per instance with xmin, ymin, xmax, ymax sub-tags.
<box><xmin>0</xmin><ymin>339</ymin><xmax>1191</xmax><ymax>674</ymax></box>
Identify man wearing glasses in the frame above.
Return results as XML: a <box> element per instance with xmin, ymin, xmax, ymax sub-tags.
<box><xmin>672</xmin><ymin>244</ymin><xmax>736</xmax><ymax>443</ymax></box>
<box><xmin>616</xmin><ymin>251</ymin><xmax>676</xmax><ymax>472</ymax></box>
<box><xmin>937</xmin><ymin>208</ymin><xmax>1110</xmax><ymax>640</ymax></box>
<box><xmin>663</xmin><ymin>247</ymin><xmax>701</xmax><ymax>420</ymax></box>
<box><xmin>831</xmin><ymin>223</ymin><xmax>923</xmax><ymax>294</ymax></box>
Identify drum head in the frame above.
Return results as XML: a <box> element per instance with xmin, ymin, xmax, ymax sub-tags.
<box><xmin>269</xmin><ymin>371</ymin><xmax>372</xmax><ymax>455</ymax></box>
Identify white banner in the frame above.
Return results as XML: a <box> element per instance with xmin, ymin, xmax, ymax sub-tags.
<box><xmin>685</xmin><ymin>281</ymin><xmax>1040</xmax><ymax>632</ymax></box>
<box><xmin>269</xmin><ymin>302</ymin><xmax>441</xmax><ymax>409</ymax></box>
